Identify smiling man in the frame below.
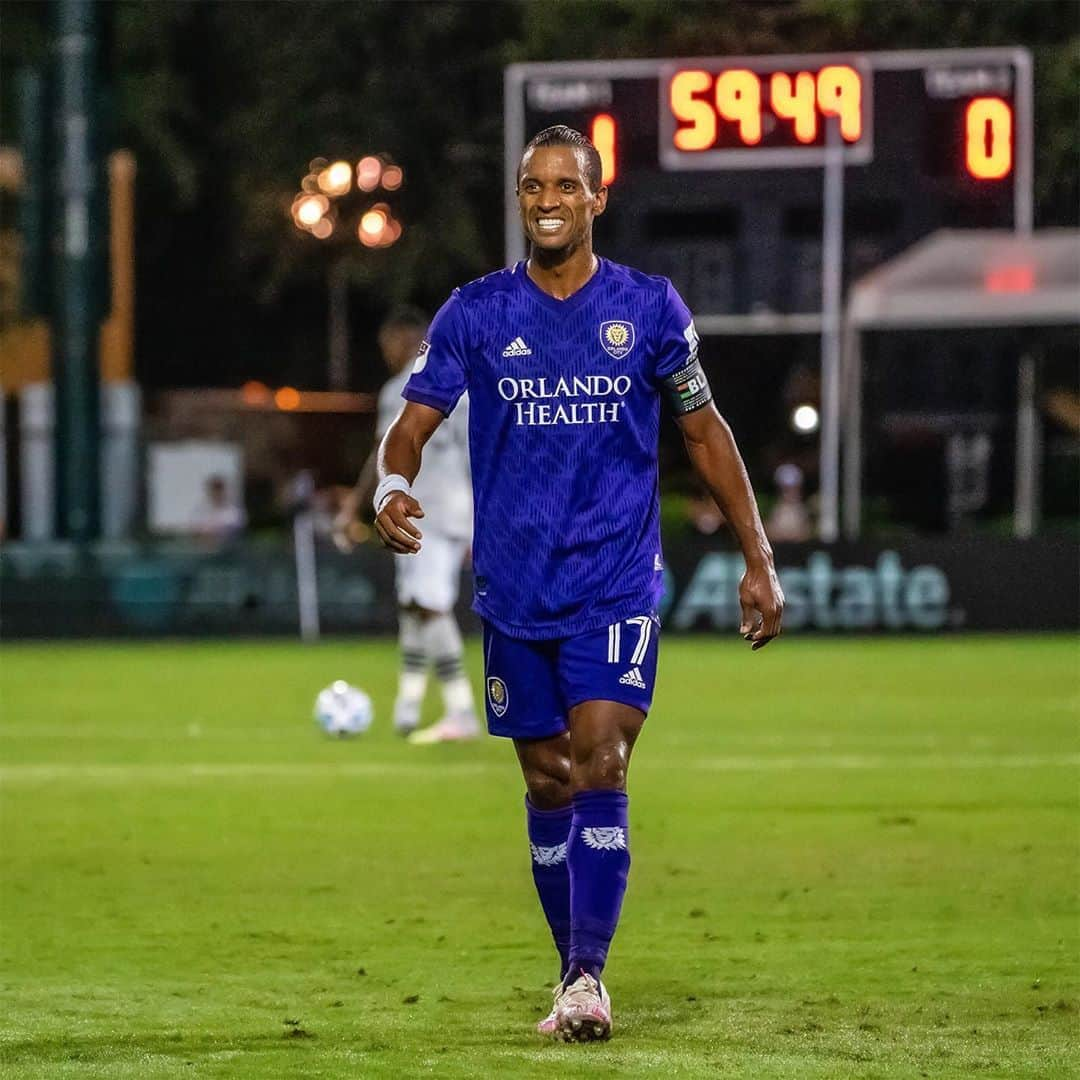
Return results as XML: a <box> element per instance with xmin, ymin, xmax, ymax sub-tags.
<box><xmin>373</xmin><ymin>125</ymin><xmax>784</xmax><ymax>1042</ymax></box>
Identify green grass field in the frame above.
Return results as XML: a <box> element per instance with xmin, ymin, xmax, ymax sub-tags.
<box><xmin>1</xmin><ymin>635</ymin><xmax>1077</xmax><ymax>1079</ymax></box>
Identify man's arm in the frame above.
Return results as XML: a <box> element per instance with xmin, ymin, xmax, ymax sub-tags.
<box><xmin>676</xmin><ymin>404</ymin><xmax>784</xmax><ymax>649</ymax></box>
<box><xmin>373</xmin><ymin>401</ymin><xmax>446</xmax><ymax>554</ymax></box>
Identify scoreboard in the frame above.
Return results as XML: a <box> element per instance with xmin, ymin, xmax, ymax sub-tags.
<box><xmin>505</xmin><ymin>49</ymin><xmax>1031</xmax><ymax>330</ymax></box>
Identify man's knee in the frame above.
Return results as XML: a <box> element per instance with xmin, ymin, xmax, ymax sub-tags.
<box><xmin>570</xmin><ymin>743</ymin><xmax>628</xmax><ymax>792</ymax></box>
<box><xmin>518</xmin><ymin>738</ymin><xmax>572</xmax><ymax>809</ymax></box>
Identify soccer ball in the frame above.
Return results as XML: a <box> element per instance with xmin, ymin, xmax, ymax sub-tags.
<box><xmin>314</xmin><ymin>680</ymin><xmax>373</xmax><ymax>737</ymax></box>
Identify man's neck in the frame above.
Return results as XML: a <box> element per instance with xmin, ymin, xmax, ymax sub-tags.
<box><xmin>526</xmin><ymin>246</ymin><xmax>598</xmax><ymax>301</ymax></box>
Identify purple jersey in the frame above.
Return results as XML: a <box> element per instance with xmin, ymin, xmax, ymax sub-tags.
<box><xmin>404</xmin><ymin>258</ymin><xmax>698</xmax><ymax>639</ymax></box>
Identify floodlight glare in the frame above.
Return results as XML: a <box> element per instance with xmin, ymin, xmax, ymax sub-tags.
<box><xmin>319</xmin><ymin>160</ymin><xmax>353</xmax><ymax>196</ymax></box>
<box><xmin>357</xmin><ymin>156</ymin><xmax>382</xmax><ymax>192</ymax></box>
<box><xmin>296</xmin><ymin>195</ymin><xmax>326</xmax><ymax>227</ymax></box>
<box><xmin>792</xmin><ymin>404</ymin><xmax>820</xmax><ymax>433</ymax></box>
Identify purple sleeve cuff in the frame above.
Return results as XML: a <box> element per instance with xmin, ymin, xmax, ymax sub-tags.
<box><xmin>402</xmin><ymin>386</ymin><xmax>454</xmax><ymax>417</ymax></box>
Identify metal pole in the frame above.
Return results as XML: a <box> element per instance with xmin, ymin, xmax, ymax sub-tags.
<box><xmin>53</xmin><ymin>0</ymin><xmax>104</xmax><ymax>541</ymax></box>
<box><xmin>328</xmin><ymin>257</ymin><xmax>349</xmax><ymax>391</ymax></box>
<box><xmin>1014</xmin><ymin>351</ymin><xmax>1041</xmax><ymax>538</ymax></box>
<box><xmin>292</xmin><ymin>470</ymin><xmax>321</xmax><ymax>641</ymax></box>
<box><xmin>818</xmin><ymin>117</ymin><xmax>845</xmax><ymax>542</ymax></box>
<box><xmin>841</xmin><ymin>318</ymin><xmax>862</xmax><ymax>540</ymax></box>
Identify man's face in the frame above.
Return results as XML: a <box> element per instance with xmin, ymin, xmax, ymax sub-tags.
<box><xmin>379</xmin><ymin>324</ymin><xmax>425</xmax><ymax>374</ymax></box>
<box><xmin>517</xmin><ymin>145</ymin><xmax>607</xmax><ymax>256</ymax></box>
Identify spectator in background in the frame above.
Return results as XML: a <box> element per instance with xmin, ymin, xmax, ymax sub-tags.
<box><xmin>686</xmin><ymin>485</ymin><xmax>725</xmax><ymax>536</ymax></box>
<box><xmin>189</xmin><ymin>474</ymin><xmax>246</xmax><ymax>549</ymax></box>
<box><xmin>766</xmin><ymin>463</ymin><xmax>813</xmax><ymax>543</ymax></box>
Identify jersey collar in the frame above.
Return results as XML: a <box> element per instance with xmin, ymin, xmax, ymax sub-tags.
<box><xmin>518</xmin><ymin>256</ymin><xmax>608</xmax><ymax>313</ymax></box>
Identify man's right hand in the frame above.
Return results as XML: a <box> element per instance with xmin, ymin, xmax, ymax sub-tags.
<box><xmin>374</xmin><ymin>491</ymin><xmax>425</xmax><ymax>553</ymax></box>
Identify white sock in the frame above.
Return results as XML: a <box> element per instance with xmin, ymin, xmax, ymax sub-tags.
<box><xmin>397</xmin><ymin>611</ymin><xmax>428</xmax><ymax>708</ymax></box>
<box><xmin>423</xmin><ymin>613</ymin><xmax>475</xmax><ymax>718</ymax></box>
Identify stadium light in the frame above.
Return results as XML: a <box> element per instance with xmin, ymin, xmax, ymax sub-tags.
<box><xmin>318</xmin><ymin>160</ymin><xmax>353</xmax><ymax>196</ymax></box>
<box><xmin>792</xmin><ymin>403</ymin><xmax>820</xmax><ymax>433</ymax></box>
<box><xmin>294</xmin><ymin>194</ymin><xmax>328</xmax><ymax>227</ymax></box>
<box><xmin>357</xmin><ymin>156</ymin><xmax>382</xmax><ymax>192</ymax></box>
<box><xmin>291</xmin><ymin>151</ymin><xmax>406</xmax><ymax>388</ymax></box>
<box><xmin>359</xmin><ymin>207</ymin><xmax>388</xmax><ymax>244</ymax></box>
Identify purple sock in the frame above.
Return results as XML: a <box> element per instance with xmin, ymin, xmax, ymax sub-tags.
<box><xmin>525</xmin><ymin>797</ymin><xmax>573</xmax><ymax>979</ymax></box>
<box><xmin>566</xmin><ymin>789</ymin><xmax>630</xmax><ymax>984</ymax></box>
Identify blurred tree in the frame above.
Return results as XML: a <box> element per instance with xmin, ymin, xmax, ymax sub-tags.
<box><xmin>2</xmin><ymin>0</ymin><xmax>1075</xmax><ymax>391</ymax></box>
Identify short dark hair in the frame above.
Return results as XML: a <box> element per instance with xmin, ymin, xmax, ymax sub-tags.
<box><xmin>519</xmin><ymin>125</ymin><xmax>603</xmax><ymax>194</ymax></box>
<box><xmin>380</xmin><ymin>304</ymin><xmax>428</xmax><ymax>332</ymax></box>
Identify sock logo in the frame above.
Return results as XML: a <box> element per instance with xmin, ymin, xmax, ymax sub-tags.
<box><xmin>580</xmin><ymin>826</ymin><xmax>627</xmax><ymax>851</ymax></box>
<box><xmin>530</xmin><ymin>842</ymin><xmax>567</xmax><ymax>867</ymax></box>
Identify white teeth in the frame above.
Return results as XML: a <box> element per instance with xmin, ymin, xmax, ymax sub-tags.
<box><xmin>537</xmin><ymin>219</ymin><xmax>563</xmax><ymax>229</ymax></box>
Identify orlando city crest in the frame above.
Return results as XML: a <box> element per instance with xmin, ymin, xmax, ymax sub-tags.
<box><xmin>600</xmin><ymin>320</ymin><xmax>636</xmax><ymax>360</ymax></box>
<box><xmin>487</xmin><ymin>676</ymin><xmax>508</xmax><ymax>717</ymax></box>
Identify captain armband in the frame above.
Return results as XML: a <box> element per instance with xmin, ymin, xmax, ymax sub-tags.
<box><xmin>661</xmin><ymin>358</ymin><xmax>713</xmax><ymax>416</ymax></box>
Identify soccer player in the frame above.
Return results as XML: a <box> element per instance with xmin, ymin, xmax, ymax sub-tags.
<box><xmin>335</xmin><ymin>306</ymin><xmax>478</xmax><ymax>743</ymax></box>
<box><xmin>372</xmin><ymin>127</ymin><xmax>784</xmax><ymax>1039</ymax></box>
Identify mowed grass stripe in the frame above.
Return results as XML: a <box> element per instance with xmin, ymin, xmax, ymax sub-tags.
<box><xmin>0</xmin><ymin>635</ymin><xmax>1076</xmax><ymax>1079</ymax></box>
<box><xmin>1</xmin><ymin>752</ymin><xmax>1078</xmax><ymax>785</ymax></box>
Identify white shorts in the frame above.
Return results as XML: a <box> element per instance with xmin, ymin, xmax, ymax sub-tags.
<box><xmin>394</xmin><ymin>533</ymin><xmax>469</xmax><ymax>612</ymax></box>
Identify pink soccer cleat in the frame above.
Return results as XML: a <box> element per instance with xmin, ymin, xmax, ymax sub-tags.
<box><xmin>555</xmin><ymin>971</ymin><xmax>612</xmax><ymax>1042</ymax></box>
<box><xmin>536</xmin><ymin>983</ymin><xmax>566</xmax><ymax>1037</ymax></box>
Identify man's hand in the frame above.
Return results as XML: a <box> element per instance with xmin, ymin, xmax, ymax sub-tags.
<box><xmin>332</xmin><ymin>490</ymin><xmax>361</xmax><ymax>553</ymax></box>
<box><xmin>374</xmin><ymin>491</ymin><xmax>425</xmax><ymax>554</ymax></box>
<box><xmin>739</xmin><ymin>562</ymin><xmax>784</xmax><ymax>650</ymax></box>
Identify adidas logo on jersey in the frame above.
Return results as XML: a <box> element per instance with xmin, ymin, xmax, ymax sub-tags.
<box><xmin>501</xmin><ymin>336</ymin><xmax>532</xmax><ymax>357</ymax></box>
<box><xmin>618</xmin><ymin>666</ymin><xmax>647</xmax><ymax>689</ymax></box>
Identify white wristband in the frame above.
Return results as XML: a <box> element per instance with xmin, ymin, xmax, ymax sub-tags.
<box><xmin>374</xmin><ymin>474</ymin><xmax>411</xmax><ymax>514</ymax></box>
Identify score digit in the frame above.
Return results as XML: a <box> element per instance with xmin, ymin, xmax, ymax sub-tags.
<box><xmin>591</xmin><ymin>113</ymin><xmax>617</xmax><ymax>185</ymax></box>
<box><xmin>715</xmin><ymin>69</ymin><xmax>762</xmax><ymax>145</ymax></box>
<box><xmin>770</xmin><ymin>71</ymin><xmax>817</xmax><ymax>143</ymax></box>
<box><xmin>671</xmin><ymin>70</ymin><xmax>716</xmax><ymax>151</ymax></box>
<box><xmin>965</xmin><ymin>97</ymin><xmax>1012</xmax><ymax>180</ymax></box>
<box><xmin>817</xmin><ymin>65</ymin><xmax>862</xmax><ymax>141</ymax></box>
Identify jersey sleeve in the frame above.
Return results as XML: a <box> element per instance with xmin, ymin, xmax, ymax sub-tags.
<box><xmin>652</xmin><ymin>279</ymin><xmax>712</xmax><ymax>415</ymax></box>
<box><xmin>402</xmin><ymin>293</ymin><xmax>470</xmax><ymax>416</ymax></box>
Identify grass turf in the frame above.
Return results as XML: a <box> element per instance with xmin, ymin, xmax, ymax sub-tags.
<box><xmin>0</xmin><ymin>635</ymin><xmax>1076</xmax><ymax>1078</ymax></box>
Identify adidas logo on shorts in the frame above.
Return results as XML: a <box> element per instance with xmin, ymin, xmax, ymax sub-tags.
<box><xmin>618</xmin><ymin>666</ymin><xmax>647</xmax><ymax>689</ymax></box>
<box><xmin>501</xmin><ymin>336</ymin><xmax>532</xmax><ymax>357</ymax></box>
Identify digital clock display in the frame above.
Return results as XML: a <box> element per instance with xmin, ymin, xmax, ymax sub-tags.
<box><xmin>661</xmin><ymin>61</ymin><xmax>871</xmax><ymax>167</ymax></box>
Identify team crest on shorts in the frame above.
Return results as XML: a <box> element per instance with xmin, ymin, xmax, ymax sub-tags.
<box><xmin>487</xmin><ymin>676</ymin><xmax>509</xmax><ymax>717</ymax></box>
<box><xmin>600</xmin><ymin>320</ymin><xmax>636</xmax><ymax>359</ymax></box>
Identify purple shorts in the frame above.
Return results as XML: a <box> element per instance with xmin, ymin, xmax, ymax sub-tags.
<box><xmin>481</xmin><ymin>614</ymin><xmax>661</xmax><ymax>740</ymax></box>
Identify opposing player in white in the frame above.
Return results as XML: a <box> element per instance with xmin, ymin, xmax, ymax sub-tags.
<box><xmin>335</xmin><ymin>307</ymin><xmax>478</xmax><ymax>743</ymax></box>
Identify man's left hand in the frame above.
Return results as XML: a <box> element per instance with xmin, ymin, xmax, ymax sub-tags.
<box><xmin>739</xmin><ymin>563</ymin><xmax>784</xmax><ymax>650</ymax></box>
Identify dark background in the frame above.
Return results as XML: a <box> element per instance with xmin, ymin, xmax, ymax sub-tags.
<box><xmin>3</xmin><ymin>0</ymin><xmax>1077</xmax><ymax>393</ymax></box>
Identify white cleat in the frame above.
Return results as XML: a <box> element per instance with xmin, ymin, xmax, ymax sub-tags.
<box><xmin>392</xmin><ymin>700</ymin><xmax>420</xmax><ymax>737</ymax></box>
<box><xmin>536</xmin><ymin>983</ymin><xmax>565</xmax><ymax>1037</ymax></box>
<box><xmin>407</xmin><ymin>714</ymin><xmax>480</xmax><ymax>745</ymax></box>
<box><xmin>555</xmin><ymin>971</ymin><xmax>612</xmax><ymax>1042</ymax></box>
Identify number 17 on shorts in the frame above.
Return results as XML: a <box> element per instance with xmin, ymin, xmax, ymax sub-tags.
<box><xmin>599</xmin><ymin>614</ymin><xmax>659</xmax><ymax>709</ymax></box>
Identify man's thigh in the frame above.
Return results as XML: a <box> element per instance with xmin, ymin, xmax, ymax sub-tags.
<box><xmin>558</xmin><ymin>613</ymin><xmax>661</xmax><ymax>717</ymax></box>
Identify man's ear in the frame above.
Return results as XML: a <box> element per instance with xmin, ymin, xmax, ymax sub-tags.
<box><xmin>593</xmin><ymin>185</ymin><xmax>609</xmax><ymax>216</ymax></box>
